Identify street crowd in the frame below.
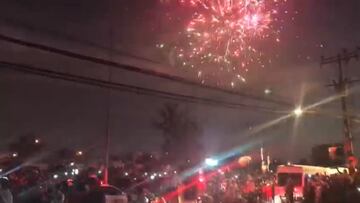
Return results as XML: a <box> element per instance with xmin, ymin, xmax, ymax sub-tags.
<box><xmin>1</xmin><ymin>155</ymin><xmax>360</xmax><ymax>202</ymax></box>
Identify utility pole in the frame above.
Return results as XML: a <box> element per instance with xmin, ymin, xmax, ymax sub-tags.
<box><xmin>103</xmin><ymin>67</ymin><xmax>112</xmax><ymax>186</ymax></box>
<box><xmin>320</xmin><ymin>48</ymin><xmax>360</xmax><ymax>158</ymax></box>
<box><xmin>103</xmin><ymin>0</ymin><xmax>114</xmax><ymax>186</ymax></box>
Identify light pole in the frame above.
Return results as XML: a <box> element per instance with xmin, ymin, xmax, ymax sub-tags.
<box><xmin>103</xmin><ymin>68</ymin><xmax>112</xmax><ymax>186</ymax></box>
<box><xmin>103</xmin><ymin>0</ymin><xmax>115</xmax><ymax>186</ymax></box>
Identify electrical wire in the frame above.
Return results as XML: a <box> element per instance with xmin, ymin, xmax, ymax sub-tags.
<box><xmin>0</xmin><ymin>17</ymin><xmax>292</xmax><ymax>105</ymax></box>
<box><xmin>0</xmin><ymin>33</ymin><xmax>291</xmax><ymax>107</ymax></box>
<box><xmin>0</xmin><ymin>61</ymin><xmax>287</xmax><ymax>114</ymax></box>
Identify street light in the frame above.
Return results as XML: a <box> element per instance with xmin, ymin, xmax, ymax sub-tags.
<box><xmin>34</xmin><ymin>139</ymin><xmax>40</xmax><ymax>144</ymax></box>
<box><xmin>205</xmin><ymin>158</ymin><xmax>219</xmax><ymax>167</ymax></box>
<box><xmin>293</xmin><ymin>107</ymin><xmax>303</xmax><ymax>117</ymax></box>
<box><xmin>76</xmin><ymin>151</ymin><xmax>83</xmax><ymax>156</ymax></box>
<box><xmin>264</xmin><ymin>88</ymin><xmax>272</xmax><ymax>95</ymax></box>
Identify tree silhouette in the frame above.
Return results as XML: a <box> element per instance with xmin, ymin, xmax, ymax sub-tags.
<box><xmin>154</xmin><ymin>103</ymin><xmax>204</xmax><ymax>164</ymax></box>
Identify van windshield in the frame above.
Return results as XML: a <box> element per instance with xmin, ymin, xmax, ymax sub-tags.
<box><xmin>277</xmin><ymin>173</ymin><xmax>302</xmax><ymax>186</ymax></box>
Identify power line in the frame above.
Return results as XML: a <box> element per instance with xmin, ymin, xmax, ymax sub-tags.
<box><xmin>0</xmin><ymin>17</ymin><xmax>160</xmax><ymax>65</ymax></box>
<box><xmin>0</xmin><ymin>33</ymin><xmax>291</xmax><ymax>107</ymax></box>
<box><xmin>0</xmin><ymin>61</ymin><xmax>282</xmax><ymax>113</ymax></box>
<box><xmin>0</xmin><ymin>61</ymin><xmax>287</xmax><ymax>114</ymax></box>
<box><xmin>0</xmin><ymin>17</ymin><xmax>291</xmax><ymax>106</ymax></box>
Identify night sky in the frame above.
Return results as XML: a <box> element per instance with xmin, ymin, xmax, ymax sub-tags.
<box><xmin>1</xmin><ymin>0</ymin><xmax>360</xmax><ymax>160</ymax></box>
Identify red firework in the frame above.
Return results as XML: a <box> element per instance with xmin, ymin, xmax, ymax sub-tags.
<box><xmin>161</xmin><ymin>0</ymin><xmax>289</xmax><ymax>87</ymax></box>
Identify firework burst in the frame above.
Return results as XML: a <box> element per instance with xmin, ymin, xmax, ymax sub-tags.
<box><xmin>160</xmin><ymin>0</ymin><xmax>289</xmax><ymax>87</ymax></box>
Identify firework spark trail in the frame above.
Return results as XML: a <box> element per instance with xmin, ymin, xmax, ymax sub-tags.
<box><xmin>161</xmin><ymin>0</ymin><xmax>290</xmax><ymax>87</ymax></box>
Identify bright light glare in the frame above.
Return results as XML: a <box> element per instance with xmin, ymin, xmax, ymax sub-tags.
<box><xmin>264</xmin><ymin>88</ymin><xmax>271</xmax><ymax>95</ymax></box>
<box><xmin>293</xmin><ymin>107</ymin><xmax>303</xmax><ymax>117</ymax></box>
<box><xmin>205</xmin><ymin>158</ymin><xmax>219</xmax><ymax>166</ymax></box>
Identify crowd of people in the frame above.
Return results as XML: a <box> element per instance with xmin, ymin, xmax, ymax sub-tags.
<box><xmin>0</xmin><ymin>160</ymin><xmax>274</xmax><ymax>203</ymax></box>
<box><xmin>1</xmin><ymin>152</ymin><xmax>360</xmax><ymax>203</ymax></box>
<box><xmin>198</xmin><ymin>171</ymin><xmax>274</xmax><ymax>203</ymax></box>
<box><xmin>301</xmin><ymin>172</ymin><xmax>360</xmax><ymax>203</ymax></box>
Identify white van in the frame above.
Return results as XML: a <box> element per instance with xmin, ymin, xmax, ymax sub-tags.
<box><xmin>274</xmin><ymin>164</ymin><xmax>347</xmax><ymax>202</ymax></box>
